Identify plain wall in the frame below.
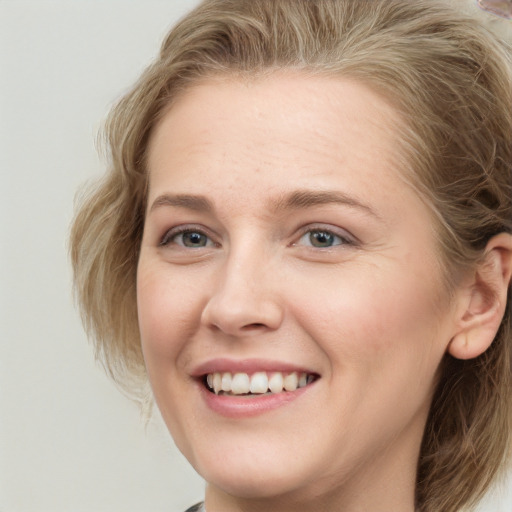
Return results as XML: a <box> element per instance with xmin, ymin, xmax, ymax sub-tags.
<box><xmin>0</xmin><ymin>2</ymin><xmax>204</xmax><ymax>511</ymax></box>
<box><xmin>1</xmin><ymin>1</ymin><xmax>511</xmax><ymax>511</ymax></box>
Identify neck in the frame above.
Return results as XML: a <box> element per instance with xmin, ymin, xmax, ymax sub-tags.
<box><xmin>206</xmin><ymin>483</ymin><xmax>416</xmax><ymax>512</ymax></box>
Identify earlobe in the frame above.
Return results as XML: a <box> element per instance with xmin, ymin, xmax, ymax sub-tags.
<box><xmin>448</xmin><ymin>233</ymin><xmax>512</xmax><ymax>361</ymax></box>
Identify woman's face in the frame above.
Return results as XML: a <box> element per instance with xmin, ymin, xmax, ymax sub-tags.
<box><xmin>138</xmin><ymin>74</ymin><xmax>460</xmax><ymax>509</ymax></box>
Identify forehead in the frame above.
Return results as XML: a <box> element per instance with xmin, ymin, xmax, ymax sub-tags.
<box><xmin>146</xmin><ymin>73</ymin><xmax>410</xmax><ymax>216</ymax></box>
<box><xmin>149</xmin><ymin>73</ymin><xmax>400</xmax><ymax>156</ymax></box>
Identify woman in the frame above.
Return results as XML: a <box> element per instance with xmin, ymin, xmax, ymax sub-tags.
<box><xmin>70</xmin><ymin>1</ymin><xmax>512</xmax><ymax>511</ymax></box>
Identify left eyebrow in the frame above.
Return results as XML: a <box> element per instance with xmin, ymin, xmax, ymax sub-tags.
<box><xmin>270</xmin><ymin>189</ymin><xmax>382</xmax><ymax>220</ymax></box>
<box><xmin>149</xmin><ymin>193</ymin><xmax>214</xmax><ymax>214</ymax></box>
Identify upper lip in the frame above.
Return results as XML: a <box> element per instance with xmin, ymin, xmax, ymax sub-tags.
<box><xmin>191</xmin><ymin>358</ymin><xmax>318</xmax><ymax>377</ymax></box>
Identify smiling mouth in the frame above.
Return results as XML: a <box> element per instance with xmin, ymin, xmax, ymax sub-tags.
<box><xmin>204</xmin><ymin>371</ymin><xmax>318</xmax><ymax>396</ymax></box>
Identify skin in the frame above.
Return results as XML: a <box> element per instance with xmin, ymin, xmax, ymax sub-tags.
<box><xmin>137</xmin><ymin>74</ymin><xmax>474</xmax><ymax>512</ymax></box>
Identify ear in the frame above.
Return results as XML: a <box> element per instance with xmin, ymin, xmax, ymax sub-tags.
<box><xmin>448</xmin><ymin>233</ymin><xmax>512</xmax><ymax>360</ymax></box>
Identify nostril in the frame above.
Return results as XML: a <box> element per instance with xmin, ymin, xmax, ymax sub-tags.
<box><xmin>241</xmin><ymin>323</ymin><xmax>267</xmax><ymax>331</ymax></box>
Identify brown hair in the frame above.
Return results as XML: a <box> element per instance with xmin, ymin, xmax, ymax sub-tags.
<box><xmin>70</xmin><ymin>1</ymin><xmax>512</xmax><ymax>510</ymax></box>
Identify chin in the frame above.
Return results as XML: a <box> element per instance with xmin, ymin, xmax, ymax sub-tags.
<box><xmin>193</xmin><ymin>449</ymin><xmax>318</xmax><ymax>500</ymax></box>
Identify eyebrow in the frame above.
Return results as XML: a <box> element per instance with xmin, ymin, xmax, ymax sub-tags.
<box><xmin>270</xmin><ymin>190</ymin><xmax>381</xmax><ymax>219</ymax></box>
<box><xmin>149</xmin><ymin>194</ymin><xmax>214</xmax><ymax>214</ymax></box>
<box><xmin>149</xmin><ymin>189</ymin><xmax>381</xmax><ymax>220</ymax></box>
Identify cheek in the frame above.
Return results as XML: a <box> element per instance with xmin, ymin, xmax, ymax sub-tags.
<box><xmin>136</xmin><ymin>261</ymin><xmax>203</xmax><ymax>362</ymax></box>
<box><xmin>291</xmin><ymin>262</ymin><xmax>447</xmax><ymax>368</ymax></box>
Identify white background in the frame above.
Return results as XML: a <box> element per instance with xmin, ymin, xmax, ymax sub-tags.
<box><xmin>0</xmin><ymin>1</ymin><xmax>511</xmax><ymax>511</ymax></box>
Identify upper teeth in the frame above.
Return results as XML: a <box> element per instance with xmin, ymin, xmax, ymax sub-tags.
<box><xmin>205</xmin><ymin>371</ymin><xmax>313</xmax><ymax>395</ymax></box>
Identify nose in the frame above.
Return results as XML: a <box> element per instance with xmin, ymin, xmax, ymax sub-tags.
<box><xmin>200</xmin><ymin>247</ymin><xmax>284</xmax><ymax>336</ymax></box>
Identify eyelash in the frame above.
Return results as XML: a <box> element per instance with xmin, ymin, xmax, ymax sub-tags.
<box><xmin>294</xmin><ymin>225</ymin><xmax>356</xmax><ymax>249</ymax></box>
<box><xmin>159</xmin><ymin>226</ymin><xmax>216</xmax><ymax>248</ymax></box>
<box><xmin>159</xmin><ymin>225</ymin><xmax>356</xmax><ymax>249</ymax></box>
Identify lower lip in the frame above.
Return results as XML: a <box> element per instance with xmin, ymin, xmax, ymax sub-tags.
<box><xmin>198</xmin><ymin>381</ymin><xmax>313</xmax><ymax>418</ymax></box>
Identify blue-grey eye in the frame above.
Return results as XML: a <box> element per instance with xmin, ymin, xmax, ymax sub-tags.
<box><xmin>301</xmin><ymin>229</ymin><xmax>344</xmax><ymax>248</ymax></box>
<box><xmin>178</xmin><ymin>231</ymin><xmax>210</xmax><ymax>248</ymax></box>
<box><xmin>161</xmin><ymin>228</ymin><xmax>214</xmax><ymax>248</ymax></box>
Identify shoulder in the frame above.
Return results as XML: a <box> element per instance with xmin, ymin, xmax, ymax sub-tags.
<box><xmin>184</xmin><ymin>503</ymin><xmax>204</xmax><ymax>512</ymax></box>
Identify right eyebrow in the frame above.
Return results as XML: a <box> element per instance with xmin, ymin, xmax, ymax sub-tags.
<box><xmin>149</xmin><ymin>194</ymin><xmax>214</xmax><ymax>214</ymax></box>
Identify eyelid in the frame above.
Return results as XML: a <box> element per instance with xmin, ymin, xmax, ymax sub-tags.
<box><xmin>157</xmin><ymin>222</ymin><xmax>357</xmax><ymax>248</ymax></box>
<box><xmin>159</xmin><ymin>224</ymin><xmax>218</xmax><ymax>247</ymax></box>
<box><xmin>293</xmin><ymin>224</ymin><xmax>358</xmax><ymax>247</ymax></box>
